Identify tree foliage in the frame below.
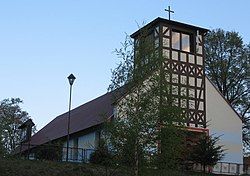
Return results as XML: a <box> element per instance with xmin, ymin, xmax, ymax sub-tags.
<box><xmin>188</xmin><ymin>135</ymin><xmax>225</xmax><ymax>173</ymax></box>
<box><xmin>0</xmin><ymin>98</ymin><xmax>35</xmax><ymax>154</ymax></box>
<box><xmin>0</xmin><ymin>132</ymin><xmax>6</xmax><ymax>156</ymax></box>
<box><xmin>35</xmin><ymin>142</ymin><xmax>62</xmax><ymax>161</ymax></box>
<box><xmin>89</xmin><ymin>139</ymin><xmax>113</xmax><ymax>166</ymax></box>
<box><xmin>205</xmin><ymin>29</ymin><xmax>250</xmax><ymax>151</ymax></box>
<box><xmin>106</xmin><ymin>30</ymin><xmax>186</xmax><ymax>175</ymax></box>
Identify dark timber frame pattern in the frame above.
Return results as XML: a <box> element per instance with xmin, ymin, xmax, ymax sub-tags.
<box><xmin>131</xmin><ymin>17</ymin><xmax>209</xmax><ymax>128</ymax></box>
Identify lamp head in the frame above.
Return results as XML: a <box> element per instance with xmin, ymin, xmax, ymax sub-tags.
<box><xmin>67</xmin><ymin>74</ymin><xmax>76</xmax><ymax>85</ymax></box>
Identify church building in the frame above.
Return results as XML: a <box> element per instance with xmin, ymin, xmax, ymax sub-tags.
<box><xmin>21</xmin><ymin>16</ymin><xmax>243</xmax><ymax>174</ymax></box>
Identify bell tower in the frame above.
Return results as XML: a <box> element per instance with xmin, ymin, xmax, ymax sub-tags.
<box><xmin>131</xmin><ymin>17</ymin><xmax>209</xmax><ymax>128</ymax></box>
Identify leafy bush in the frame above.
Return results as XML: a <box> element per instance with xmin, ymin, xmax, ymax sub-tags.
<box><xmin>35</xmin><ymin>143</ymin><xmax>62</xmax><ymax>161</ymax></box>
<box><xmin>89</xmin><ymin>141</ymin><xmax>113</xmax><ymax>166</ymax></box>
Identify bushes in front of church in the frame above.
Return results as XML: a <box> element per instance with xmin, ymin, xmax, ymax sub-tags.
<box><xmin>89</xmin><ymin>140</ymin><xmax>113</xmax><ymax>166</ymax></box>
<box><xmin>35</xmin><ymin>142</ymin><xmax>63</xmax><ymax>161</ymax></box>
<box><xmin>186</xmin><ymin>134</ymin><xmax>225</xmax><ymax>173</ymax></box>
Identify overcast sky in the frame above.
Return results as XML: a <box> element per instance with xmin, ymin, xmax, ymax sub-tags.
<box><xmin>0</xmin><ymin>0</ymin><xmax>249</xmax><ymax>130</ymax></box>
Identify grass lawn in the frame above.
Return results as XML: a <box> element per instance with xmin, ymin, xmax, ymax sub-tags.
<box><xmin>0</xmin><ymin>157</ymin><xmax>216</xmax><ymax>176</ymax></box>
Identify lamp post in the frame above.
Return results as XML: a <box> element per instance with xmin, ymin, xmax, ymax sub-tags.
<box><xmin>66</xmin><ymin>73</ymin><xmax>76</xmax><ymax>162</ymax></box>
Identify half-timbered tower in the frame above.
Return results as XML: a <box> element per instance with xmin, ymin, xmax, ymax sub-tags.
<box><xmin>131</xmin><ymin>18</ymin><xmax>208</xmax><ymax>129</ymax></box>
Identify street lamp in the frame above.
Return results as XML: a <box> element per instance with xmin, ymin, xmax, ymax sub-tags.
<box><xmin>66</xmin><ymin>73</ymin><xmax>76</xmax><ymax>162</ymax></box>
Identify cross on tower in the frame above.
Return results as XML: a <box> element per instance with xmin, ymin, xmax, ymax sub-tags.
<box><xmin>165</xmin><ymin>6</ymin><xmax>174</xmax><ymax>20</ymax></box>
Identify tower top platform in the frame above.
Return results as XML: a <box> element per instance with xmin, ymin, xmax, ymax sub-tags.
<box><xmin>131</xmin><ymin>17</ymin><xmax>209</xmax><ymax>38</ymax></box>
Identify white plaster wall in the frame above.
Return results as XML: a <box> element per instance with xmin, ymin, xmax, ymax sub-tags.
<box><xmin>206</xmin><ymin>77</ymin><xmax>243</xmax><ymax>163</ymax></box>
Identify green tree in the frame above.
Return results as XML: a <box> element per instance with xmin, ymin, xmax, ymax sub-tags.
<box><xmin>107</xmin><ymin>32</ymin><xmax>157</xmax><ymax>176</ymax></box>
<box><xmin>205</xmin><ymin>29</ymin><xmax>250</xmax><ymax>151</ymax></box>
<box><xmin>89</xmin><ymin>139</ymin><xmax>118</xmax><ymax>176</ymax></box>
<box><xmin>106</xmin><ymin>29</ymin><xmax>186</xmax><ymax>175</ymax></box>
<box><xmin>188</xmin><ymin>135</ymin><xmax>225</xmax><ymax>173</ymax></box>
<box><xmin>0</xmin><ymin>131</ymin><xmax>6</xmax><ymax>156</ymax></box>
<box><xmin>0</xmin><ymin>98</ymin><xmax>35</xmax><ymax>154</ymax></box>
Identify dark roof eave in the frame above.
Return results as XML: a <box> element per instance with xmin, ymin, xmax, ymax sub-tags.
<box><xmin>131</xmin><ymin>17</ymin><xmax>209</xmax><ymax>38</ymax></box>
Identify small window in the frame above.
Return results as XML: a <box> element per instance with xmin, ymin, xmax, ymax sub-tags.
<box><xmin>182</xmin><ymin>34</ymin><xmax>190</xmax><ymax>52</ymax></box>
<box><xmin>172</xmin><ymin>31</ymin><xmax>180</xmax><ymax>50</ymax></box>
<box><xmin>172</xmin><ymin>30</ymin><xmax>194</xmax><ymax>53</ymax></box>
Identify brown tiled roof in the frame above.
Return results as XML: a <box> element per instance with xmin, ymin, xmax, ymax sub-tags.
<box><xmin>28</xmin><ymin>91</ymin><xmax>116</xmax><ymax>146</ymax></box>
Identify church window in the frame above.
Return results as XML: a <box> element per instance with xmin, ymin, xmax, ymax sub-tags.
<box><xmin>182</xmin><ymin>34</ymin><xmax>190</xmax><ymax>52</ymax></box>
<box><xmin>172</xmin><ymin>30</ymin><xmax>194</xmax><ymax>53</ymax></box>
<box><xmin>172</xmin><ymin>31</ymin><xmax>180</xmax><ymax>50</ymax></box>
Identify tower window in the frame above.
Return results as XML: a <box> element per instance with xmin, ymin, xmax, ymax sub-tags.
<box><xmin>172</xmin><ymin>30</ymin><xmax>194</xmax><ymax>53</ymax></box>
<box><xmin>172</xmin><ymin>31</ymin><xmax>180</xmax><ymax>50</ymax></box>
<box><xmin>182</xmin><ymin>34</ymin><xmax>190</xmax><ymax>52</ymax></box>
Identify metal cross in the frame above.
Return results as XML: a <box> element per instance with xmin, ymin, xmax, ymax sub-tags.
<box><xmin>165</xmin><ymin>6</ymin><xmax>174</xmax><ymax>20</ymax></box>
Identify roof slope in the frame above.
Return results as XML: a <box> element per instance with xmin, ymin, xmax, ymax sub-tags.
<box><xmin>29</xmin><ymin>91</ymin><xmax>115</xmax><ymax>146</ymax></box>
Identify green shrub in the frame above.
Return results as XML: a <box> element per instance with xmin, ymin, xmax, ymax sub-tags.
<box><xmin>89</xmin><ymin>142</ymin><xmax>113</xmax><ymax>166</ymax></box>
<box><xmin>35</xmin><ymin>143</ymin><xmax>62</xmax><ymax>161</ymax></box>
